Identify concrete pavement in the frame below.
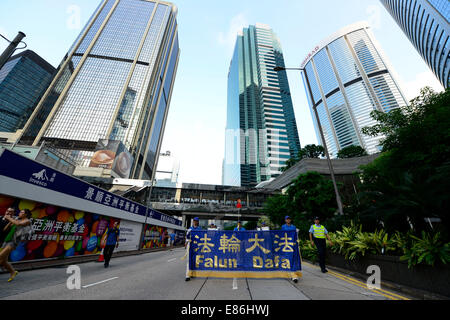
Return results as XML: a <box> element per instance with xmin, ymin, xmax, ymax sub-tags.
<box><xmin>0</xmin><ymin>248</ymin><xmax>412</xmax><ymax>300</ymax></box>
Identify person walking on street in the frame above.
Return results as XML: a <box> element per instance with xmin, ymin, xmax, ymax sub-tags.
<box><xmin>103</xmin><ymin>221</ymin><xmax>120</xmax><ymax>268</ymax></box>
<box><xmin>0</xmin><ymin>209</ymin><xmax>32</xmax><ymax>282</ymax></box>
<box><xmin>169</xmin><ymin>230</ymin><xmax>176</xmax><ymax>247</ymax></box>
<box><xmin>185</xmin><ymin>217</ymin><xmax>203</xmax><ymax>281</ymax></box>
<box><xmin>281</xmin><ymin>216</ymin><xmax>299</xmax><ymax>283</ymax></box>
<box><xmin>309</xmin><ymin>217</ymin><xmax>333</xmax><ymax>273</ymax></box>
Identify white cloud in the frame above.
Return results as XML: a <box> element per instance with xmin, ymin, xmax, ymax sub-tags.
<box><xmin>400</xmin><ymin>70</ymin><xmax>445</xmax><ymax>101</ymax></box>
<box><xmin>217</xmin><ymin>13</ymin><xmax>248</xmax><ymax>54</ymax></box>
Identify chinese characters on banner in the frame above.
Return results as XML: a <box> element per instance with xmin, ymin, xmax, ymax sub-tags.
<box><xmin>188</xmin><ymin>231</ymin><xmax>302</xmax><ymax>279</ymax></box>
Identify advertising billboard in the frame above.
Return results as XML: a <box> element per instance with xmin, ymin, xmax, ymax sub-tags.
<box><xmin>89</xmin><ymin>139</ymin><xmax>133</xmax><ymax>179</ymax></box>
<box><xmin>116</xmin><ymin>220</ymin><xmax>141</xmax><ymax>252</ymax></box>
<box><xmin>0</xmin><ymin>195</ymin><xmax>120</xmax><ymax>262</ymax></box>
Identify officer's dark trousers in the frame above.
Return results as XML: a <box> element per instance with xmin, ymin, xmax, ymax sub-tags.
<box><xmin>313</xmin><ymin>237</ymin><xmax>327</xmax><ymax>271</ymax></box>
<box><xmin>104</xmin><ymin>245</ymin><xmax>115</xmax><ymax>266</ymax></box>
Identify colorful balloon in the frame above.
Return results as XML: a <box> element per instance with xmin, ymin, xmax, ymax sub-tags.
<box><xmin>10</xmin><ymin>245</ymin><xmax>27</xmax><ymax>262</ymax></box>
<box><xmin>86</xmin><ymin>236</ymin><xmax>98</xmax><ymax>252</ymax></box>
<box><xmin>0</xmin><ymin>196</ymin><xmax>15</xmax><ymax>208</ymax></box>
<box><xmin>57</xmin><ymin>210</ymin><xmax>70</xmax><ymax>222</ymax></box>
<box><xmin>27</xmin><ymin>240</ymin><xmax>43</xmax><ymax>251</ymax></box>
<box><xmin>43</xmin><ymin>242</ymin><xmax>58</xmax><ymax>258</ymax></box>
<box><xmin>65</xmin><ymin>247</ymin><xmax>75</xmax><ymax>257</ymax></box>
<box><xmin>74</xmin><ymin>211</ymin><xmax>85</xmax><ymax>220</ymax></box>
<box><xmin>46</xmin><ymin>206</ymin><xmax>57</xmax><ymax>215</ymax></box>
<box><xmin>96</xmin><ymin>219</ymin><xmax>109</xmax><ymax>236</ymax></box>
<box><xmin>54</xmin><ymin>244</ymin><xmax>64</xmax><ymax>257</ymax></box>
<box><xmin>18</xmin><ymin>200</ymin><xmax>36</xmax><ymax>211</ymax></box>
<box><xmin>64</xmin><ymin>240</ymin><xmax>75</xmax><ymax>250</ymax></box>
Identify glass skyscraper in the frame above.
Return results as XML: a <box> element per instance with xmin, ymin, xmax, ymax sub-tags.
<box><xmin>19</xmin><ymin>0</ymin><xmax>180</xmax><ymax>181</ymax></box>
<box><xmin>301</xmin><ymin>22</ymin><xmax>408</xmax><ymax>157</ymax></box>
<box><xmin>0</xmin><ymin>50</ymin><xmax>55</xmax><ymax>133</ymax></box>
<box><xmin>223</xmin><ymin>23</ymin><xmax>301</xmax><ymax>187</ymax></box>
<box><xmin>380</xmin><ymin>0</ymin><xmax>449</xmax><ymax>88</ymax></box>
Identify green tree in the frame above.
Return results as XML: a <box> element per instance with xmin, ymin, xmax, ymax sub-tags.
<box><xmin>298</xmin><ymin>144</ymin><xmax>325</xmax><ymax>160</ymax></box>
<box><xmin>263</xmin><ymin>172</ymin><xmax>338</xmax><ymax>234</ymax></box>
<box><xmin>263</xmin><ymin>194</ymin><xmax>289</xmax><ymax>228</ymax></box>
<box><xmin>337</xmin><ymin>145</ymin><xmax>368</xmax><ymax>159</ymax></box>
<box><xmin>281</xmin><ymin>144</ymin><xmax>325</xmax><ymax>172</ymax></box>
<box><xmin>358</xmin><ymin>87</ymin><xmax>450</xmax><ymax>235</ymax></box>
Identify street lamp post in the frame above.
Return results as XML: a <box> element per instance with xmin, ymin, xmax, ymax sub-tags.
<box><xmin>274</xmin><ymin>66</ymin><xmax>344</xmax><ymax>216</ymax></box>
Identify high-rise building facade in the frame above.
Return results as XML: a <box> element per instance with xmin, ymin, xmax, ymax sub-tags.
<box><xmin>223</xmin><ymin>23</ymin><xmax>301</xmax><ymax>187</ymax></box>
<box><xmin>380</xmin><ymin>0</ymin><xmax>449</xmax><ymax>88</ymax></box>
<box><xmin>301</xmin><ymin>22</ymin><xmax>408</xmax><ymax>157</ymax></box>
<box><xmin>155</xmin><ymin>150</ymin><xmax>180</xmax><ymax>187</ymax></box>
<box><xmin>0</xmin><ymin>50</ymin><xmax>55</xmax><ymax>133</ymax></box>
<box><xmin>19</xmin><ymin>0</ymin><xmax>180</xmax><ymax>181</ymax></box>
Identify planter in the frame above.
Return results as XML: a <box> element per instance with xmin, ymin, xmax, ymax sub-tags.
<box><xmin>326</xmin><ymin>252</ymin><xmax>450</xmax><ymax>297</ymax></box>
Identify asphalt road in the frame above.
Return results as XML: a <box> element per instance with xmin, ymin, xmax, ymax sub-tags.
<box><xmin>0</xmin><ymin>248</ymin><xmax>412</xmax><ymax>300</ymax></box>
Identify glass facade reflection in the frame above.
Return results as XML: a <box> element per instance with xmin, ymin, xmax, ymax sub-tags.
<box><xmin>381</xmin><ymin>0</ymin><xmax>449</xmax><ymax>88</ymax></box>
<box><xmin>223</xmin><ymin>24</ymin><xmax>301</xmax><ymax>187</ymax></box>
<box><xmin>20</xmin><ymin>0</ymin><xmax>180</xmax><ymax>181</ymax></box>
<box><xmin>301</xmin><ymin>22</ymin><xmax>408</xmax><ymax>157</ymax></box>
<box><xmin>0</xmin><ymin>50</ymin><xmax>55</xmax><ymax>133</ymax></box>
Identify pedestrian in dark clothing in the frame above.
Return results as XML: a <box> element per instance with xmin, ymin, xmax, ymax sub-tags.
<box><xmin>309</xmin><ymin>217</ymin><xmax>333</xmax><ymax>273</ymax></box>
<box><xmin>104</xmin><ymin>221</ymin><xmax>120</xmax><ymax>268</ymax></box>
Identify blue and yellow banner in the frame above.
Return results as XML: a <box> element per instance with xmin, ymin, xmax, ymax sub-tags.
<box><xmin>188</xmin><ymin>230</ymin><xmax>302</xmax><ymax>279</ymax></box>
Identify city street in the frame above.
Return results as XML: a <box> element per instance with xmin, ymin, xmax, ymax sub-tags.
<box><xmin>0</xmin><ymin>248</ymin><xmax>411</xmax><ymax>300</ymax></box>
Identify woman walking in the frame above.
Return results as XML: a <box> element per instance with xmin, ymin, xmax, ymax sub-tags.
<box><xmin>0</xmin><ymin>209</ymin><xmax>32</xmax><ymax>282</ymax></box>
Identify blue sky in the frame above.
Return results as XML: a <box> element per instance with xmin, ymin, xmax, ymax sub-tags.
<box><xmin>0</xmin><ymin>0</ymin><xmax>444</xmax><ymax>185</ymax></box>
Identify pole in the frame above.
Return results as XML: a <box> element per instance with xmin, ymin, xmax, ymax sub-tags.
<box><xmin>138</xmin><ymin>184</ymin><xmax>151</xmax><ymax>250</ymax></box>
<box><xmin>275</xmin><ymin>66</ymin><xmax>344</xmax><ymax>216</ymax></box>
<box><xmin>0</xmin><ymin>32</ymin><xmax>26</xmax><ymax>70</ymax></box>
<box><xmin>312</xmin><ymin>105</ymin><xmax>344</xmax><ymax>216</ymax></box>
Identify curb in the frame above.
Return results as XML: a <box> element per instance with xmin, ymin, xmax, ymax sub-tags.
<box><xmin>1</xmin><ymin>246</ymin><xmax>184</xmax><ymax>274</ymax></box>
<box><xmin>304</xmin><ymin>259</ymin><xmax>449</xmax><ymax>300</ymax></box>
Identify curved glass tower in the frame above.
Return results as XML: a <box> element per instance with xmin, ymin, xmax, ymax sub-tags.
<box><xmin>380</xmin><ymin>0</ymin><xmax>449</xmax><ymax>88</ymax></box>
<box><xmin>223</xmin><ymin>24</ymin><xmax>301</xmax><ymax>187</ymax></box>
<box><xmin>301</xmin><ymin>22</ymin><xmax>408</xmax><ymax>157</ymax></box>
<box><xmin>18</xmin><ymin>0</ymin><xmax>180</xmax><ymax>181</ymax></box>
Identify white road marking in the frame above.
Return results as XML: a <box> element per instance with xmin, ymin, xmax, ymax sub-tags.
<box><xmin>168</xmin><ymin>258</ymin><xmax>177</xmax><ymax>262</ymax></box>
<box><xmin>82</xmin><ymin>277</ymin><xmax>119</xmax><ymax>289</ymax></box>
<box><xmin>232</xmin><ymin>278</ymin><xmax>238</xmax><ymax>290</ymax></box>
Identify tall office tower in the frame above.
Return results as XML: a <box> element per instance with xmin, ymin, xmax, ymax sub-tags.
<box><xmin>0</xmin><ymin>50</ymin><xmax>55</xmax><ymax>133</ymax></box>
<box><xmin>301</xmin><ymin>22</ymin><xmax>408</xmax><ymax>157</ymax></box>
<box><xmin>18</xmin><ymin>0</ymin><xmax>180</xmax><ymax>181</ymax></box>
<box><xmin>155</xmin><ymin>150</ymin><xmax>180</xmax><ymax>187</ymax></box>
<box><xmin>223</xmin><ymin>23</ymin><xmax>301</xmax><ymax>187</ymax></box>
<box><xmin>380</xmin><ymin>0</ymin><xmax>449</xmax><ymax>88</ymax></box>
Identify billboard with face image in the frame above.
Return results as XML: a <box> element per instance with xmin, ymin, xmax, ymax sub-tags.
<box><xmin>89</xmin><ymin>139</ymin><xmax>133</xmax><ymax>179</ymax></box>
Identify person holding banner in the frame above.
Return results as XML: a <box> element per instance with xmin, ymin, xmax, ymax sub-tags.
<box><xmin>281</xmin><ymin>216</ymin><xmax>299</xmax><ymax>283</ymax></box>
<box><xmin>185</xmin><ymin>217</ymin><xmax>202</xmax><ymax>281</ymax></box>
<box><xmin>233</xmin><ymin>221</ymin><xmax>246</xmax><ymax>231</ymax></box>
<box><xmin>309</xmin><ymin>217</ymin><xmax>333</xmax><ymax>273</ymax></box>
<box><xmin>281</xmin><ymin>216</ymin><xmax>297</xmax><ymax>231</ymax></box>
